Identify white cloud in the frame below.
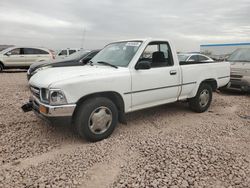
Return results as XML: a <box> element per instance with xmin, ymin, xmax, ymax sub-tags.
<box><xmin>0</xmin><ymin>9</ymin><xmax>91</xmax><ymax>29</ymax></box>
<box><xmin>0</xmin><ymin>0</ymin><xmax>250</xmax><ymax>51</ymax></box>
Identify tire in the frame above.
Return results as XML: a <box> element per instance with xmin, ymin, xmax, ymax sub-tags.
<box><xmin>189</xmin><ymin>83</ymin><xmax>212</xmax><ymax>113</ymax></box>
<box><xmin>74</xmin><ymin>97</ymin><xmax>118</xmax><ymax>142</ymax></box>
<box><xmin>0</xmin><ymin>64</ymin><xmax>3</xmax><ymax>72</ymax></box>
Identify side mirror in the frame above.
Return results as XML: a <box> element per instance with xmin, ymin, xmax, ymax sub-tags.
<box><xmin>188</xmin><ymin>58</ymin><xmax>195</xmax><ymax>62</ymax></box>
<box><xmin>135</xmin><ymin>60</ymin><xmax>151</xmax><ymax>70</ymax></box>
<box><xmin>81</xmin><ymin>58</ymin><xmax>91</xmax><ymax>64</ymax></box>
<box><xmin>5</xmin><ymin>52</ymin><xmax>11</xmax><ymax>56</ymax></box>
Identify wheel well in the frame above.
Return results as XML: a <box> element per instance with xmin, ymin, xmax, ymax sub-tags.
<box><xmin>73</xmin><ymin>91</ymin><xmax>125</xmax><ymax>123</ymax></box>
<box><xmin>201</xmin><ymin>79</ymin><xmax>218</xmax><ymax>91</ymax></box>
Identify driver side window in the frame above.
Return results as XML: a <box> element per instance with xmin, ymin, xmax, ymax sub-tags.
<box><xmin>7</xmin><ymin>48</ymin><xmax>21</xmax><ymax>55</ymax></box>
<box><xmin>189</xmin><ymin>55</ymin><xmax>199</xmax><ymax>62</ymax></box>
<box><xmin>199</xmin><ymin>55</ymin><xmax>209</xmax><ymax>62</ymax></box>
<box><xmin>140</xmin><ymin>42</ymin><xmax>173</xmax><ymax>68</ymax></box>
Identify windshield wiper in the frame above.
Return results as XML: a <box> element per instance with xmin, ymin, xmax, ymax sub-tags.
<box><xmin>239</xmin><ymin>60</ymin><xmax>250</xmax><ymax>62</ymax></box>
<box><xmin>87</xmin><ymin>60</ymin><xmax>94</xmax><ymax>66</ymax></box>
<box><xmin>97</xmin><ymin>61</ymin><xmax>118</xmax><ymax>69</ymax></box>
<box><xmin>229</xmin><ymin>60</ymin><xmax>250</xmax><ymax>62</ymax></box>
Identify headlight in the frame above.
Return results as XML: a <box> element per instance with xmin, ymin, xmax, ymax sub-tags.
<box><xmin>40</xmin><ymin>88</ymin><xmax>67</xmax><ymax>105</ymax></box>
<box><xmin>49</xmin><ymin>90</ymin><xmax>67</xmax><ymax>105</ymax></box>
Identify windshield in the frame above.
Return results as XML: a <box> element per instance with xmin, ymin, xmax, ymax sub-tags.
<box><xmin>178</xmin><ymin>54</ymin><xmax>190</xmax><ymax>62</ymax></box>
<box><xmin>90</xmin><ymin>41</ymin><xmax>142</xmax><ymax>67</ymax></box>
<box><xmin>228</xmin><ymin>48</ymin><xmax>250</xmax><ymax>62</ymax></box>
<box><xmin>64</xmin><ymin>50</ymin><xmax>89</xmax><ymax>60</ymax></box>
<box><xmin>0</xmin><ymin>47</ymin><xmax>13</xmax><ymax>54</ymax></box>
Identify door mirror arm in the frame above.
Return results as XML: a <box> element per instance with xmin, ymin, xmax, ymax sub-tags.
<box><xmin>187</xmin><ymin>58</ymin><xmax>195</xmax><ymax>62</ymax></box>
<box><xmin>5</xmin><ymin>52</ymin><xmax>11</xmax><ymax>56</ymax></box>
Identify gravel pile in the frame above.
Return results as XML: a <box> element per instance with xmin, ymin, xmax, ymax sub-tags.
<box><xmin>113</xmin><ymin>136</ymin><xmax>250</xmax><ymax>188</ymax></box>
<box><xmin>0</xmin><ymin>140</ymin><xmax>116</xmax><ymax>188</ymax></box>
<box><xmin>0</xmin><ymin>72</ymin><xmax>249</xmax><ymax>187</ymax></box>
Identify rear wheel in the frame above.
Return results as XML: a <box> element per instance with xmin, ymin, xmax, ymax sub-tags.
<box><xmin>189</xmin><ymin>83</ymin><xmax>212</xmax><ymax>113</ymax></box>
<box><xmin>74</xmin><ymin>97</ymin><xmax>118</xmax><ymax>142</ymax></box>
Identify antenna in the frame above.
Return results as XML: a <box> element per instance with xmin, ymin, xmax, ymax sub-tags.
<box><xmin>81</xmin><ymin>27</ymin><xmax>86</xmax><ymax>49</ymax></box>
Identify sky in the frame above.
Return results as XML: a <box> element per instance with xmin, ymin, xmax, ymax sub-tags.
<box><xmin>0</xmin><ymin>0</ymin><xmax>250</xmax><ymax>52</ymax></box>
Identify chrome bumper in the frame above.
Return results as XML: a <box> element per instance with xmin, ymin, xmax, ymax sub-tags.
<box><xmin>227</xmin><ymin>76</ymin><xmax>250</xmax><ymax>91</ymax></box>
<box><xmin>31</xmin><ymin>96</ymin><xmax>76</xmax><ymax>117</ymax></box>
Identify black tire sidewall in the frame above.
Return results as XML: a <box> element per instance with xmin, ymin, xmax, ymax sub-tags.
<box><xmin>189</xmin><ymin>83</ymin><xmax>212</xmax><ymax>113</ymax></box>
<box><xmin>0</xmin><ymin>64</ymin><xmax>3</xmax><ymax>72</ymax></box>
<box><xmin>75</xmin><ymin>97</ymin><xmax>118</xmax><ymax>142</ymax></box>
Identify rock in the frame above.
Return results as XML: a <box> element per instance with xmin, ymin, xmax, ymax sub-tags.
<box><xmin>181</xmin><ymin>180</ymin><xmax>189</xmax><ymax>188</ymax></box>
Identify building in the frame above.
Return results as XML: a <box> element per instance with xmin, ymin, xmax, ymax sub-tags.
<box><xmin>200</xmin><ymin>42</ymin><xmax>250</xmax><ymax>60</ymax></box>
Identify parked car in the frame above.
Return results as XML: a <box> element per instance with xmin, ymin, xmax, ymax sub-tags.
<box><xmin>178</xmin><ymin>53</ymin><xmax>214</xmax><ymax>65</ymax></box>
<box><xmin>0</xmin><ymin>47</ymin><xmax>55</xmax><ymax>72</ymax></box>
<box><xmin>22</xmin><ymin>38</ymin><xmax>230</xmax><ymax>142</ymax></box>
<box><xmin>56</xmin><ymin>48</ymin><xmax>81</xmax><ymax>58</ymax></box>
<box><xmin>226</xmin><ymin>48</ymin><xmax>250</xmax><ymax>92</ymax></box>
<box><xmin>27</xmin><ymin>50</ymin><xmax>100</xmax><ymax>80</ymax></box>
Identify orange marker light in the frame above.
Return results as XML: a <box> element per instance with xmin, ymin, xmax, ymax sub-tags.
<box><xmin>39</xmin><ymin>105</ymin><xmax>48</xmax><ymax>114</ymax></box>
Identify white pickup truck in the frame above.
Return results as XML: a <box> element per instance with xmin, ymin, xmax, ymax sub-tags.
<box><xmin>22</xmin><ymin>39</ymin><xmax>230</xmax><ymax>141</ymax></box>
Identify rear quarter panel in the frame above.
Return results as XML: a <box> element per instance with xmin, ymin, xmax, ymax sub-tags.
<box><xmin>179</xmin><ymin>62</ymin><xmax>230</xmax><ymax>99</ymax></box>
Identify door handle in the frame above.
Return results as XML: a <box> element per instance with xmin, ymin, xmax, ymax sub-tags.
<box><xmin>170</xmin><ymin>70</ymin><xmax>177</xmax><ymax>75</ymax></box>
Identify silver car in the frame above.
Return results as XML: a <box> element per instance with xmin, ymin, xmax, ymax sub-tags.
<box><xmin>0</xmin><ymin>47</ymin><xmax>55</xmax><ymax>72</ymax></box>
<box><xmin>178</xmin><ymin>53</ymin><xmax>214</xmax><ymax>64</ymax></box>
<box><xmin>227</xmin><ymin>48</ymin><xmax>250</xmax><ymax>92</ymax></box>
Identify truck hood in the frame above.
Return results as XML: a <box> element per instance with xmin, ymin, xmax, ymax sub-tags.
<box><xmin>230</xmin><ymin>61</ymin><xmax>250</xmax><ymax>68</ymax></box>
<box><xmin>29</xmin><ymin>65</ymin><xmax>127</xmax><ymax>88</ymax></box>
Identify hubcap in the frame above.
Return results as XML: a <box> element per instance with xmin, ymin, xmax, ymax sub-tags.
<box><xmin>88</xmin><ymin>106</ymin><xmax>112</xmax><ymax>134</ymax></box>
<box><xmin>199</xmin><ymin>89</ymin><xmax>210</xmax><ymax>107</ymax></box>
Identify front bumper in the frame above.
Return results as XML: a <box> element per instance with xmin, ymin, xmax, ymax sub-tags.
<box><xmin>227</xmin><ymin>76</ymin><xmax>250</xmax><ymax>91</ymax></box>
<box><xmin>23</xmin><ymin>96</ymin><xmax>76</xmax><ymax>119</ymax></box>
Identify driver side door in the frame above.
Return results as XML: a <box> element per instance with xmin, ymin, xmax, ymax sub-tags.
<box><xmin>130</xmin><ymin>42</ymin><xmax>181</xmax><ymax>111</ymax></box>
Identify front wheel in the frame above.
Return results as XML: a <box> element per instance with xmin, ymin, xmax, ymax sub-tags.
<box><xmin>189</xmin><ymin>83</ymin><xmax>212</xmax><ymax>113</ymax></box>
<box><xmin>74</xmin><ymin>97</ymin><xmax>118</xmax><ymax>142</ymax></box>
<box><xmin>0</xmin><ymin>64</ymin><xmax>3</xmax><ymax>72</ymax></box>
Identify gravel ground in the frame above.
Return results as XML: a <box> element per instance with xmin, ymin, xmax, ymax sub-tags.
<box><xmin>0</xmin><ymin>71</ymin><xmax>249</xmax><ymax>188</ymax></box>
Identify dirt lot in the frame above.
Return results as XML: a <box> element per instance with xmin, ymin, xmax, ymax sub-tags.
<box><xmin>0</xmin><ymin>71</ymin><xmax>249</xmax><ymax>188</ymax></box>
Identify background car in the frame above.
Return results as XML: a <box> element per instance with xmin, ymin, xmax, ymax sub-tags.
<box><xmin>0</xmin><ymin>47</ymin><xmax>55</xmax><ymax>72</ymax></box>
<box><xmin>226</xmin><ymin>48</ymin><xmax>250</xmax><ymax>92</ymax></box>
<box><xmin>178</xmin><ymin>53</ymin><xmax>214</xmax><ymax>65</ymax></box>
<box><xmin>27</xmin><ymin>49</ymin><xmax>100</xmax><ymax>80</ymax></box>
<box><xmin>56</xmin><ymin>48</ymin><xmax>82</xmax><ymax>58</ymax></box>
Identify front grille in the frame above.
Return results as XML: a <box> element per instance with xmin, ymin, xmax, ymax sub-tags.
<box><xmin>231</xmin><ymin>75</ymin><xmax>243</xmax><ymax>79</ymax></box>
<box><xmin>230</xmin><ymin>84</ymin><xmax>241</xmax><ymax>89</ymax></box>
<box><xmin>230</xmin><ymin>74</ymin><xmax>243</xmax><ymax>81</ymax></box>
<box><xmin>30</xmin><ymin>86</ymin><xmax>40</xmax><ymax>99</ymax></box>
